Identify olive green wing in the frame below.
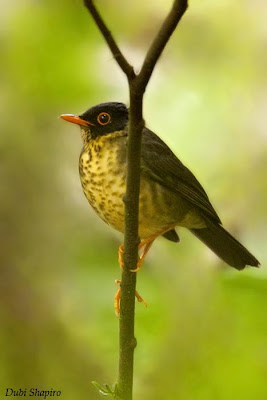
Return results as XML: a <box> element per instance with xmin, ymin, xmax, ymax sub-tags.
<box><xmin>141</xmin><ymin>128</ymin><xmax>221</xmax><ymax>224</ymax></box>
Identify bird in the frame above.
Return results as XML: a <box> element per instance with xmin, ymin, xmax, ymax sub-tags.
<box><xmin>60</xmin><ymin>101</ymin><xmax>259</xmax><ymax>274</ymax></box>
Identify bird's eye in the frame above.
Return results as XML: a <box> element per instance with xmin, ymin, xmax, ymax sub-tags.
<box><xmin>97</xmin><ymin>112</ymin><xmax>111</xmax><ymax>126</ymax></box>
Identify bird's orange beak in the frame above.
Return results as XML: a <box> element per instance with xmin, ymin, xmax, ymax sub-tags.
<box><xmin>60</xmin><ymin>114</ymin><xmax>95</xmax><ymax>127</ymax></box>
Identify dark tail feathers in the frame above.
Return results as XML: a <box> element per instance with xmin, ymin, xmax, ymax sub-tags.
<box><xmin>190</xmin><ymin>221</ymin><xmax>260</xmax><ymax>270</ymax></box>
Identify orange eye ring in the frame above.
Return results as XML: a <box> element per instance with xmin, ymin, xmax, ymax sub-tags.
<box><xmin>97</xmin><ymin>112</ymin><xmax>111</xmax><ymax>126</ymax></box>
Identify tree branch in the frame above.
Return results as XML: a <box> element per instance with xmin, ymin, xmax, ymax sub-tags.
<box><xmin>84</xmin><ymin>1</ymin><xmax>188</xmax><ymax>399</ymax></box>
<box><xmin>118</xmin><ymin>89</ymin><xmax>144</xmax><ymax>400</ymax></box>
<box><xmin>84</xmin><ymin>0</ymin><xmax>135</xmax><ymax>80</ymax></box>
<box><xmin>138</xmin><ymin>0</ymin><xmax>188</xmax><ymax>91</ymax></box>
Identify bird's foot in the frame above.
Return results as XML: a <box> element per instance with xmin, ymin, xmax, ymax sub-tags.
<box><xmin>130</xmin><ymin>239</ymin><xmax>155</xmax><ymax>272</ymax></box>
<box><xmin>118</xmin><ymin>240</ymin><xmax>155</xmax><ymax>273</ymax></box>
<box><xmin>114</xmin><ymin>279</ymin><xmax>148</xmax><ymax>316</ymax></box>
<box><xmin>130</xmin><ymin>226</ymin><xmax>177</xmax><ymax>272</ymax></box>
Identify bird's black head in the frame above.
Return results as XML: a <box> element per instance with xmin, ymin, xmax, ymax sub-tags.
<box><xmin>60</xmin><ymin>102</ymin><xmax>128</xmax><ymax>139</ymax></box>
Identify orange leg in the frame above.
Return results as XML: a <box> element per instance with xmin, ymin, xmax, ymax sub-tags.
<box><xmin>114</xmin><ymin>280</ymin><xmax>122</xmax><ymax>316</ymax></box>
<box><xmin>114</xmin><ymin>280</ymin><xmax>148</xmax><ymax>316</ymax></box>
<box><xmin>118</xmin><ymin>243</ymin><xmax>125</xmax><ymax>270</ymax></box>
<box><xmin>118</xmin><ymin>225</ymin><xmax>176</xmax><ymax>272</ymax></box>
<box><xmin>115</xmin><ymin>226</ymin><xmax>175</xmax><ymax>314</ymax></box>
<box><xmin>118</xmin><ymin>237</ymin><xmax>158</xmax><ymax>273</ymax></box>
<box><xmin>130</xmin><ymin>239</ymin><xmax>155</xmax><ymax>272</ymax></box>
<box><xmin>131</xmin><ymin>225</ymin><xmax>177</xmax><ymax>272</ymax></box>
<box><xmin>118</xmin><ymin>241</ymin><xmax>152</xmax><ymax>272</ymax></box>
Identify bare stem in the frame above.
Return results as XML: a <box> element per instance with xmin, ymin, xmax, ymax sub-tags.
<box><xmin>84</xmin><ymin>1</ymin><xmax>188</xmax><ymax>399</ymax></box>
<box><xmin>118</xmin><ymin>88</ymin><xmax>143</xmax><ymax>399</ymax></box>
<box><xmin>84</xmin><ymin>0</ymin><xmax>135</xmax><ymax>80</ymax></box>
<box><xmin>138</xmin><ymin>0</ymin><xmax>188</xmax><ymax>91</ymax></box>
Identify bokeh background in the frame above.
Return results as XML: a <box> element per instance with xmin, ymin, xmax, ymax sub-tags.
<box><xmin>1</xmin><ymin>0</ymin><xmax>267</xmax><ymax>399</ymax></box>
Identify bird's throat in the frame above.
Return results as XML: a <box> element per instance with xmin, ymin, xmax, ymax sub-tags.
<box><xmin>80</xmin><ymin>127</ymin><xmax>93</xmax><ymax>150</ymax></box>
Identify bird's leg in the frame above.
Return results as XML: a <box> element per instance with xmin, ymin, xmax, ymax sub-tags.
<box><xmin>131</xmin><ymin>225</ymin><xmax>177</xmax><ymax>272</ymax></box>
<box><xmin>118</xmin><ymin>240</ymin><xmax>154</xmax><ymax>272</ymax></box>
<box><xmin>130</xmin><ymin>239</ymin><xmax>155</xmax><ymax>272</ymax></box>
<box><xmin>119</xmin><ymin>225</ymin><xmax>176</xmax><ymax>273</ymax></box>
<box><xmin>114</xmin><ymin>279</ymin><xmax>122</xmax><ymax>316</ymax></box>
<box><xmin>114</xmin><ymin>279</ymin><xmax>148</xmax><ymax>316</ymax></box>
<box><xmin>118</xmin><ymin>243</ymin><xmax>125</xmax><ymax>270</ymax></box>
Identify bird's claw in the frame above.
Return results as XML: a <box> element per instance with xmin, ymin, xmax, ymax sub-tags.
<box><xmin>114</xmin><ymin>279</ymin><xmax>148</xmax><ymax>316</ymax></box>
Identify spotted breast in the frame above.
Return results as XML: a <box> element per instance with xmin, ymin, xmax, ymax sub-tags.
<box><xmin>79</xmin><ymin>131</ymin><xmax>127</xmax><ymax>233</ymax></box>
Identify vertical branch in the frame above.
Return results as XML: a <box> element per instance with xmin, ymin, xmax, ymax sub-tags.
<box><xmin>118</xmin><ymin>88</ymin><xmax>144</xmax><ymax>399</ymax></box>
<box><xmin>83</xmin><ymin>1</ymin><xmax>188</xmax><ymax>399</ymax></box>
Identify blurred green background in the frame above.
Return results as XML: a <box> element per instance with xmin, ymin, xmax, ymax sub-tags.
<box><xmin>1</xmin><ymin>0</ymin><xmax>266</xmax><ymax>399</ymax></box>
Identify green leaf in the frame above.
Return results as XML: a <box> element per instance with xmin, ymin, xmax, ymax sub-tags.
<box><xmin>91</xmin><ymin>381</ymin><xmax>123</xmax><ymax>399</ymax></box>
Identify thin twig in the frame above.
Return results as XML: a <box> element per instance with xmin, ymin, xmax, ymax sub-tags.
<box><xmin>84</xmin><ymin>0</ymin><xmax>135</xmax><ymax>80</ymax></box>
<box><xmin>84</xmin><ymin>1</ymin><xmax>188</xmax><ymax>399</ymax></box>
<box><xmin>138</xmin><ymin>0</ymin><xmax>188</xmax><ymax>91</ymax></box>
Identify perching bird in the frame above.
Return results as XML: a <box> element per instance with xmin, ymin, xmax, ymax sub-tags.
<box><xmin>60</xmin><ymin>102</ymin><xmax>259</xmax><ymax>271</ymax></box>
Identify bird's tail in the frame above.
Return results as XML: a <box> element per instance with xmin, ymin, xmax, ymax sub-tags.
<box><xmin>190</xmin><ymin>220</ymin><xmax>260</xmax><ymax>270</ymax></box>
